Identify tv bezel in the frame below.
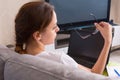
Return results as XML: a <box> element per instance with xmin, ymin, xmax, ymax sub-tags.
<box><xmin>45</xmin><ymin>0</ymin><xmax>111</xmax><ymax>31</ymax></box>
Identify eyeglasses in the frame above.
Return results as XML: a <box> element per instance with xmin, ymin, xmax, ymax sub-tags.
<box><xmin>90</xmin><ymin>13</ymin><xmax>99</xmax><ymax>34</ymax></box>
<box><xmin>74</xmin><ymin>13</ymin><xmax>99</xmax><ymax>39</ymax></box>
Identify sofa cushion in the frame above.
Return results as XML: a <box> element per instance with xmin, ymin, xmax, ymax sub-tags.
<box><xmin>4</xmin><ymin>54</ymin><xmax>116</xmax><ymax>80</ymax></box>
<box><xmin>0</xmin><ymin>45</ymin><xmax>18</xmax><ymax>80</ymax></box>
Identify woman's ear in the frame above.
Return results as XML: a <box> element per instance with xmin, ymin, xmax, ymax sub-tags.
<box><xmin>32</xmin><ymin>31</ymin><xmax>41</xmax><ymax>41</ymax></box>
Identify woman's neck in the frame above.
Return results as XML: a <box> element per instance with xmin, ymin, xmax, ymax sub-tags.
<box><xmin>26</xmin><ymin>41</ymin><xmax>45</xmax><ymax>55</ymax></box>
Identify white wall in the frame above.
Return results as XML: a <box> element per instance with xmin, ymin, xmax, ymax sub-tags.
<box><xmin>0</xmin><ymin>0</ymin><xmax>38</xmax><ymax>45</ymax></box>
<box><xmin>110</xmin><ymin>0</ymin><xmax>120</xmax><ymax>24</ymax></box>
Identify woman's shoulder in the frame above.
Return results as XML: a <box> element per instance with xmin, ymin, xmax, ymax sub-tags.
<box><xmin>36</xmin><ymin>50</ymin><xmax>65</xmax><ymax>57</ymax></box>
<box><xmin>47</xmin><ymin>50</ymin><xmax>65</xmax><ymax>56</ymax></box>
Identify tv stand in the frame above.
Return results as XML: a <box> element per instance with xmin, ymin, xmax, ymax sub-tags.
<box><xmin>55</xmin><ymin>31</ymin><xmax>70</xmax><ymax>49</ymax></box>
<box><xmin>55</xmin><ymin>26</ymin><xmax>97</xmax><ymax>49</ymax></box>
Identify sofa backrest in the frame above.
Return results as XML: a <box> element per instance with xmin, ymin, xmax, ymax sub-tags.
<box><xmin>0</xmin><ymin>45</ymin><xmax>18</xmax><ymax>80</ymax></box>
<box><xmin>4</xmin><ymin>53</ymin><xmax>112</xmax><ymax>80</ymax></box>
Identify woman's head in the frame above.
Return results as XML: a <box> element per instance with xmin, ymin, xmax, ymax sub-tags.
<box><xmin>15</xmin><ymin>1</ymin><xmax>59</xmax><ymax>54</ymax></box>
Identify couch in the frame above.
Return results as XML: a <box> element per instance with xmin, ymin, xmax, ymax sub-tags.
<box><xmin>0</xmin><ymin>45</ymin><xmax>119</xmax><ymax>80</ymax></box>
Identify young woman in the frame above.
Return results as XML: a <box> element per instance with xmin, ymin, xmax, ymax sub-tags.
<box><xmin>15</xmin><ymin>1</ymin><xmax>112</xmax><ymax>74</ymax></box>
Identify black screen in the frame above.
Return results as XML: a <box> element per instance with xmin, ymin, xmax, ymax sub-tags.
<box><xmin>46</xmin><ymin>0</ymin><xmax>111</xmax><ymax>30</ymax></box>
<box><xmin>68</xmin><ymin>30</ymin><xmax>105</xmax><ymax>68</ymax></box>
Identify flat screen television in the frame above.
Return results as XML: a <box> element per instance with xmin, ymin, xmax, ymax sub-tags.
<box><xmin>45</xmin><ymin>0</ymin><xmax>111</xmax><ymax>31</ymax></box>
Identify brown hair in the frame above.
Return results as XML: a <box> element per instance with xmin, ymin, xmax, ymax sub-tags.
<box><xmin>15</xmin><ymin>1</ymin><xmax>54</xmax><ymax>54</ymax></box>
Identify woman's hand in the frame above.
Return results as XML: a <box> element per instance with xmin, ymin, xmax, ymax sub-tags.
<box><xmin>94</xmin><ymin>22</ymin><xmax>112</xmax><ymax>43</ymax></box>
